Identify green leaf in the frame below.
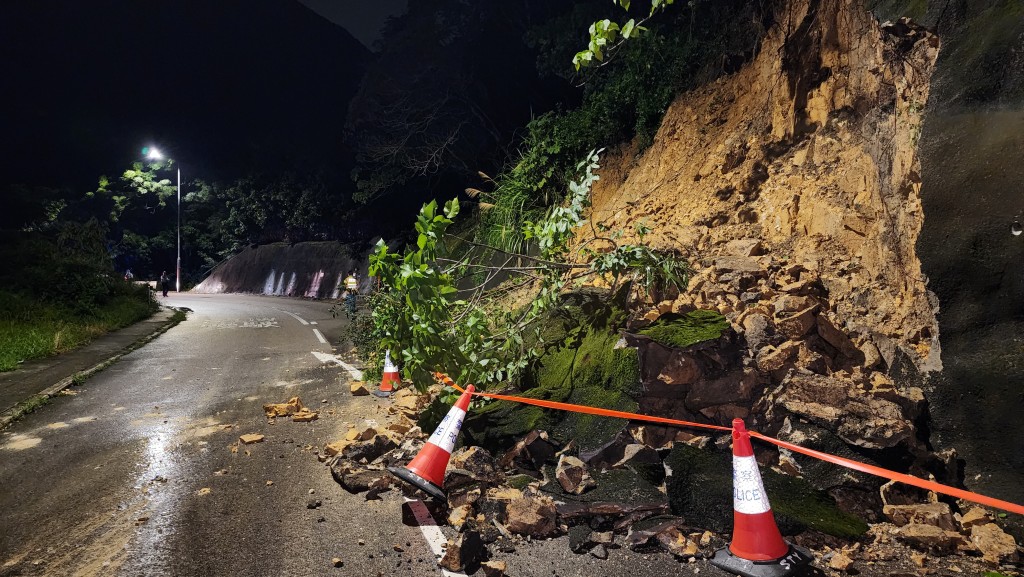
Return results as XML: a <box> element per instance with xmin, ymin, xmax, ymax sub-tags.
<box><xmin>622</xmin><ymin>19</ymin><xmax>636</xmax><ymax>38</ymax></box>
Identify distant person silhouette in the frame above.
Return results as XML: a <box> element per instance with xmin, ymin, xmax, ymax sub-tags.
<box><xmin>343</xmin><ymin>271</ymin><xmax>358</xmax><ymax>318</ymax></box>
<box><xmin>159</xmin><ymin>271</ymin><xmax>170</xmax><ymax>297</ymax></box>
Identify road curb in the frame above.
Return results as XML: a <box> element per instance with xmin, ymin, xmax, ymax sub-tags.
<box><xmin>0</xmin><ymin>307</ymin><xmax>188</xmax><ymax>430</ymax></box>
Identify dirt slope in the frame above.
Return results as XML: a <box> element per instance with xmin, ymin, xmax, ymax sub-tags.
<box><xmin>585</xmin><ymin>0</ymin><xmax>940</xmax><ymax>376</ymax></box>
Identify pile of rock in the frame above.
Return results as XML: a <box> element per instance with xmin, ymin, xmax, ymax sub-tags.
<box><xmin>327</xmin><ymin>422</ymin><xmax>734</xmax><ymax>571</ymax></box>
<box><xmin>877</xmin><ymin>481</ymin><xmax>1019</xmax><ymax>567</ymax></box>
<box><xmin>629</xmin><ymin>245</ymin><xmax>927</xmax><ymax>455</ymax></box>
<box><xmin>326</xmin><ymin>409</ymin><xmax>1021</xmax><ymax>574</ymax></box>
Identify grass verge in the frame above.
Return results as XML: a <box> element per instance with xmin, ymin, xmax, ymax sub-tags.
<box><xmin>0</xmin><ymin>292</ymin><xmax>158</xmax><ymax>372</ymax></box>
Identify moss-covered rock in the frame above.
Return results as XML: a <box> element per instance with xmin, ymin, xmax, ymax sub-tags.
<box><xmin>506</xmin><ymin>474</ymin><xmax>536</xmax><ymax>490</ymax></box>
<box><xmin>636</xmin><ymin>310</ymin><xmax>730</xmax><ymax>349</ymax></box>
<box><xmin>665</xmin><ymin>443</ymin><xmax>868</xmax><ymax>539</ymax></box>
<box><xmin>541</xmin><ymin>467</ymin><xmax>664</xmax><ymax>505</ymax></box>
<box><xmin>462</xmin><ymin>290</ymin><xmax>642</xmax><ymax>454</ymax></box>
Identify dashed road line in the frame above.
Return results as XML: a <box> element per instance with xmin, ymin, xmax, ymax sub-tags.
<box><xmin>275</xmin><ymin>309</ymin><xmax>309</xmax><ymax>325</ymax></box>
<box><xmin>312</xmin><ymin>329</ymin><xmax>327</xmax><ymax>344</ymax></box>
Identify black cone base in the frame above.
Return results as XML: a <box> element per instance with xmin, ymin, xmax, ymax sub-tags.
<box><xmin>373</xmin><ymin>389</ymin><xmax>393</xmax><ymax>398</ymax></box>
<box><xmin>710</xmin><ymin>544</ymin><xmax>813</xmax><ymax>577</ymax></box>
<box><xmin>388</xmin><ymin>466</ymin><xmax>447</xmax><ymax>502</ymax></box>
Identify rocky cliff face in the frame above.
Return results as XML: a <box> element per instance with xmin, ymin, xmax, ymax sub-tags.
<box><xmin>582</xmin><ymin>0</ymin><xmax>943</xmax><ymax>472</ymax></box>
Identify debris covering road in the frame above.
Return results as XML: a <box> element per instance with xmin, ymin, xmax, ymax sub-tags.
<box><xmin>0</xmin><ymin>294</ymin><xmax>1018</xmax><ymax>576</ymax></box>
<box><xmin>0</xmin><ymin>294</ymin><xmax>700</xmax><ymax>577</ymax></box>
<box><xmin>0</xmin><ymin>294</ymin><xmax>447</xmax><ymax>576</ymax></box>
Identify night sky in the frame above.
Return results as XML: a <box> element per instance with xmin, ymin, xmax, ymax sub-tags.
<box><xmin>0</xmin><ymin>0</ymin><xmax>403</xmax><ymax>193</ymax></box>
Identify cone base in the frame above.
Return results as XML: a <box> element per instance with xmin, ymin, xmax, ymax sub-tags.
<box><xmin>710</xmin><ymin>544</ymin><xmax>813</xmax><ymax>577</ymax></box>
<box><xmin>388</xmin><ymin>466</ymin><xmax>447</xmax><ymax>502</ymax></box>
<box><xmin>372</xmin><ymin>389</ymin><xmax>393</xmax><ymax>398</ymax></box>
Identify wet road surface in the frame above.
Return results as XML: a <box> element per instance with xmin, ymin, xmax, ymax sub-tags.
<box><xmin>0</xmin><ymin>294</ymin><xmax>720</xmax><ymax>577</ymax></box>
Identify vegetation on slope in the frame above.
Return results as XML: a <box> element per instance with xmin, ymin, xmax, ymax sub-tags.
<box><xmin>0</xmin><ymin>226</ymin><xmax>157</xmax><ymax>372</ymax></box>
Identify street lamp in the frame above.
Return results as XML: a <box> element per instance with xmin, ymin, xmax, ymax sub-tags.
<box><xmin>144</xmin><ymin>147</ymin><xmax>181</xmax><ymax>292</ymax></box>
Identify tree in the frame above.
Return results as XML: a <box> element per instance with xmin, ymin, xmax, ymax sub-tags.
<box><xmin>573</xmin><ymin>0</ymin><xmax>678</xmax><ymax>70</ymax></box>
<box><xmin>345</xmin><ymin>0</ymin><xmax>578</xmax><ymax>211</ymax></box>
<box><xmin>367</xmin><ymin>151</ymin><xmax>688</xmax><ymax>390</ymax></box>
<box><xmin>88</xmin><ymin>160</ymin><xmax>177</xmax><ymax>223</ymax></box>
<box><xmin>0</xmin><ymin>184</ymin><xmax>67</xmax><ymax>232</ymax></box>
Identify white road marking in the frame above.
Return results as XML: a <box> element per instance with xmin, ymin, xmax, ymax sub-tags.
<box><xmin>276</xmin><ymin>309</ymin><xmax>309</xmax><ymax>325</ymax></box>
<box><xmin>312</xmin><ymin>329</ymin><xmax>327</xmax><ymax>344</ymax></box>
<box><xmin>310</xmin><ymin>351</ymin><xmax>363</xmax><ymax>381</ymax></box>
<box><xmin>404</xmin><ymin>498</ymin><xmax>466</xmax><ymax>577</ymax></box>
<box><xmin>240</xmin><ymin>317</ymin><xmax>279</xmax><ymax>328</ymax></box>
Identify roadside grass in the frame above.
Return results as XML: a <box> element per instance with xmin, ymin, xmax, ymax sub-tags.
<box><xmin>0</xmin><ymin>292</ymin><xmax>157</xmax><ymax>372</ymax></box>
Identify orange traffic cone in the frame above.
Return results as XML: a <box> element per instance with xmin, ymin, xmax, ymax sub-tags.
<box><xmin>388</xmin><ymin>384</ymin><xmax>475</xmax><ymax>501</ymax></box>
<box><xmin>375</xmin><ymin>349</ymin><xmax>400</xmax><ymax>398</ymax></box>
<box><xmin>710</xmin><ymin>419</ymin><xmax>813</xmax><ymax>577</ymax></box>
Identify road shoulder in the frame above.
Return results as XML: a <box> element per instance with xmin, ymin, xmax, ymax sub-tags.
<box><xmin>0</xmin><ymin>307</ymin><xmax>186</xmax><ymax>429</ymax></box>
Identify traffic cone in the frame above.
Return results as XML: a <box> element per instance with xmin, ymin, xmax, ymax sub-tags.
<box><xmin>388</xmin><ymin>384</ymin><xmax>475</xmax><ymax>502</ymax></box>
<box><xmin>375</xmin><ymin>349</ymin><xmax>400</xmax><ymax>398</ymax></box>
<box><xmin>710</xmin><ymin>418</ymin><xmax>813</xmax><ymax>577</ymax></box>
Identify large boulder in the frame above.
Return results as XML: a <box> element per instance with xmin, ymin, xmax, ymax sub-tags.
<box><xmin>772</xmin><ymin>373</ymin><xmax>918</xmax><ymax>449</ymax></box>
<box><xmin>504</xmin><ymin>496</ymin><xmax>559</xmax><ymax>538</ymax></box>
<box><xmin>664</xmin><ymin>443</ymin><xmax>867</xmax><ymax>538</ymax></box>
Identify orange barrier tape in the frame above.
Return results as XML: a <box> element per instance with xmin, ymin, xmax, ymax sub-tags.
<box><xmin>434</xmin><ymin>372</ymin><xmax>1024</xmax><ymax>516</ymax></box>
<box><xmin>750</xmin><ymin>432</ymin><xmax>1024</xmax><ymax>516</ymax></box>
<box><xmin>433</xmin><ymin>372</ymin><xmax>731</xmax><ymax>433</ymax></box>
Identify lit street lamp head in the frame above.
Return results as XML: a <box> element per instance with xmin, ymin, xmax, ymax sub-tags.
<box><xmin>140</xmin><ymin>144</ymin><xmax>181</xmax><ymax>293</ymax></box>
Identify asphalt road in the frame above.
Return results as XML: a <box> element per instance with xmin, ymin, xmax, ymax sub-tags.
<box><xmin>0</xmin><ymin>293</ymin><xmax>723</xmax><ymax>577</ymax></box>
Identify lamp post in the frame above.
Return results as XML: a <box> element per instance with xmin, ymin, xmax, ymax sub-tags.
<box><xmin>144</xmin><ymin>147</ymin><xmax>181</xmax><ymax>292</ymax></box>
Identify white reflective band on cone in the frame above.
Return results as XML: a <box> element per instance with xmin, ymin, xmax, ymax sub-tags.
<box><xmin>732</xmin><ymin>455</ymin><xmax>772</xmax><ymax>515</ymax></box>
<box><xmin>427</xmin><ymin>407</ymin><xmax>466</xmax><ymax>454</ymax></box>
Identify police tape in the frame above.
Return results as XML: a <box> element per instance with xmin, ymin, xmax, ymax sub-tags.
<box><xmin>433</xmin><ymin>372</ymin><xmax>1024</xmax><ymax>516</ymax></box>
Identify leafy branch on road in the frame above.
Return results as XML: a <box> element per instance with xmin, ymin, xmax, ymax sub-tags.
<box><xmin>366</xmin><ymin>151</ymin><xmax>688</xmax><ymax>391</ymax></box>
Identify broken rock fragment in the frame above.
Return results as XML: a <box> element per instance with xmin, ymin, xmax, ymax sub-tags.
<box><xmin>500</xmin><ymin>430</ymin><xmax>556</xmax><ymax>471</ymax></box>
<box><xmin>450</xmin><ymin>446</ymin><xmax>498</xmax><ymax>481</ymax></box>
<box><xmin>323</xmin><ymin>440</ymin><xmax>352</xmax><ymax>457</ymax></box>
<box><xmin>655</xmin><ymin>525</ymin><xmax>700</xmax><ymax>558</ymax></box>
<box><xmin>958</xmin><ymin>507</ymin><xmax>992</xmax><ymax>530</ymax></box>
<box><xmin>342</xmin><ymin>435</ymin><xmax>397</xmax><ymax>463</ymax></box>
<box><xmin>263</xmin><ymin>397</ymin><xmax>304</xmax><ymax>417</ymax></box>
<box><xmin>883</xmin><ymin>502</ymin><xmax>956</xmax><ymax>531</ymax></box>
<box><xmin>504</xmin><ymin>496</ymin><xmax>559</xmax><ymax>538</ymax></box>
<box><xmin>829</xmin><ymin>551</ymin><xmax>854</xmax><ymax>571</ymax></box>
<box><xmin>239</xmin><ymin>433</ymin><xmax>265</xmax><ymax>444</ymax></box>
<box><xmin>480</xmin><ymin>560</ymin><xmax>507</xmax><ymax>577</ymax></box>
<box><xmin>439</xmin><ymin>530</ymin><xmax>485</xmax><ymax>572</ymax></box>
<box><xmin>555</xmin><ymin>454</ymin><xmax>596</xmax><ymax>495</ymax></box>
<box><xmin>894</xmin><ymin>523</ymin><xmax>969</xmax><ymax>555</ymax></box>
<box><xmin>291</xmin><ymin>408</ymin><xmax>319</xmax><ymax>422</ymax></box>
<box><xmin>970</xmin><ymin>523</ymin><xmax>1019</xmax><ymax>564</ymax></box>
<box><xmin>448</xmin><ymin>504</ymin><xmax>474</xmax><ymax>531</ymax></box>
